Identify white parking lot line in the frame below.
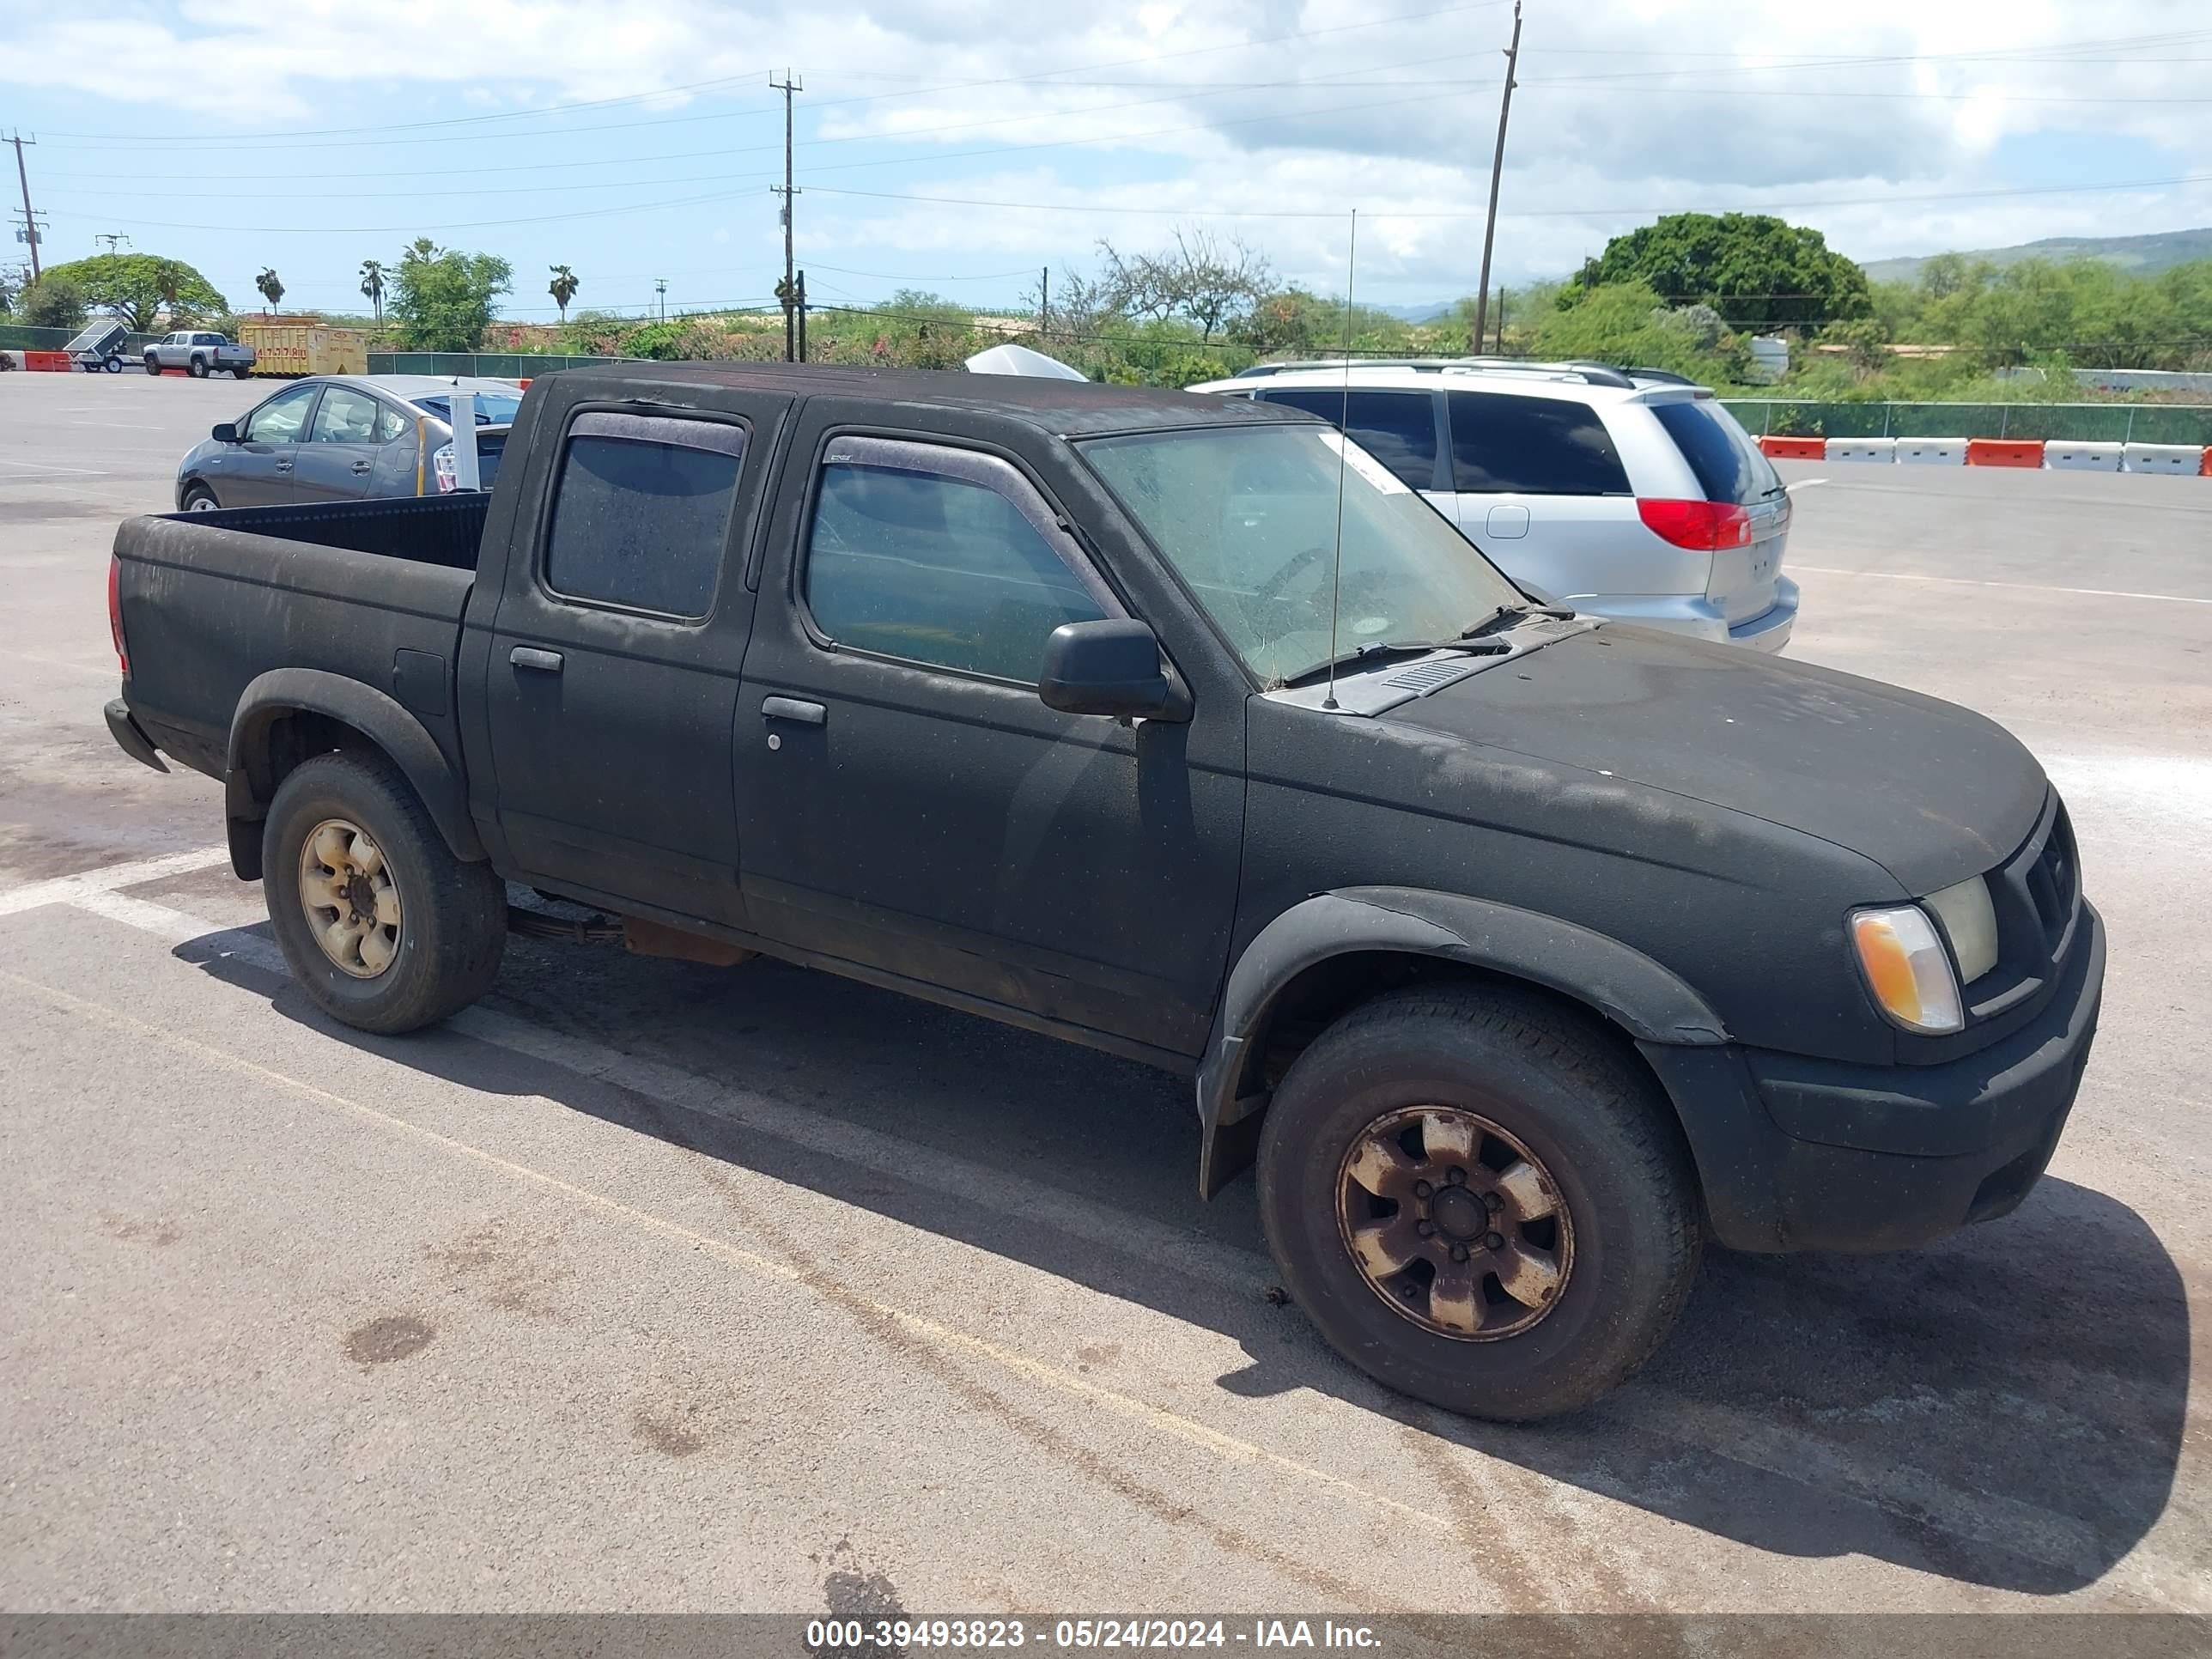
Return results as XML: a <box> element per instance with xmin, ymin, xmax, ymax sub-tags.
<box><xmin>0</xmin><ymin>458</ymin><xmax>107</xmax><ymax>476</ymax></box>
<box><xmin>1792</xmin><ymin>564</ymin><xmax>2212</xmax><ymax>607</ymax></box>
<box><xmin>0</xmin><ymin>845</ymin><xmax>233</xmax><ymax>916</ymax></box>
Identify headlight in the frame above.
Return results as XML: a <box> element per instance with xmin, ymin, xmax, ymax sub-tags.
<box><xmin>1850</xmin><ymin>906</ymin><xmax>1964</xmax><ymax>1035</ymax></box>
<box><xmin>1923</xmin><ymin>876</ymin><xmax>1999</xmax><ymax>984</ymax></box>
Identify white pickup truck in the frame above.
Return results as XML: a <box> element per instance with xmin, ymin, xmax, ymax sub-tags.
<box><xmin>143</xmin><ymin>331</ymin><xmax>257</xmax><ymax>380</ymax></box>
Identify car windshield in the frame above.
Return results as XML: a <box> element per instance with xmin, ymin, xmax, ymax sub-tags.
<box><xmin>1079</xmin><ymin>423</ymin><xmax>1523</xmax><ymax>684</ymax></box>
<box><xmin>411</xmin><ymin>392</ymin><xmax>521</xmax><ymax>426</ymax></box>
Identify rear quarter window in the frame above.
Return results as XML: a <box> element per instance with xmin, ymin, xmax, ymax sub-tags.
<box><xmin>1448</xmin><ymin>391</ymin><xmax>1631</xmax><ymax>495</ymax></box>
<box><xmin>1652</xmin><ymin>399</ymin><xmax>1782</xmax><ymax>503</ymax></box>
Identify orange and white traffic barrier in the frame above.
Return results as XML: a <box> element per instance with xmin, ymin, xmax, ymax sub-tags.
<box><xmin>2044</xmin><ymin>441</ymin><xmax>2123</xmax><ymax>473</ymax></box>
<box><xmin>1757</xmin><ymin>435</ymin><xmax>1825</xmax><ymax>460</ymax></box>
<box><xmin>1895</xmin><ymin>438</ymin><xmax>1966</xmax><ymax>465</ymax></box>
<box><xmin>1826</xmin><ymin>438</ymin><xmax>1895</xmax><ymax>462</ymax></box>
<box><xmin>1965</xmin><ymin>439</ymin><xmax>2044</xmax><ymax>468</ymax></box>
<box><xmin>2122</xmin><ymin>443</ymin><xmax>2203</xmax><ymax>474</ymax></box>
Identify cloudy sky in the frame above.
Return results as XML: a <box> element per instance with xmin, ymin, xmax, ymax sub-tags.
<box><xmin>2</xmin><ymin>0</ymin><xmax>2207</xmax><ymax>323</ymax></box>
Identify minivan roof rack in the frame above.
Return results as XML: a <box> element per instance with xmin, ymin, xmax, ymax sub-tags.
<box><xmin>1233</xmin><ymin>356</ymin><xmax>1657</xmax><ymax>391</ymax></box>
<box><xmin>1622</xmin><ymin>367</ymin><xmax>1698</xmax><ymax>386</ymax></box>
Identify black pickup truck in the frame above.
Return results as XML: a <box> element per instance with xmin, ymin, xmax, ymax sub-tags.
<box><xmin>105</xmin><ymin>363</ymin><xmax>2103</xmax><ymax>1420</ymax></box>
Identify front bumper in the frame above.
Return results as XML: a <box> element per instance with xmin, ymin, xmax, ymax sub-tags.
<box><xmin>1643</xmin><ymin>901</ymin><xmax>2104</xmax><ymax>1253</ymax></box>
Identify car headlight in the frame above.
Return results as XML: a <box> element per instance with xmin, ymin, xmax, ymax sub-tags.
<box><xmin>1850</xmin><ymin>905</ymin><xmax>1964</xmax><ymax>1035</ymax></box>
<box><xmin>1923</xmin><ymin>876</ymin><xmax>1999</xmax><ymax>984</ymax></box>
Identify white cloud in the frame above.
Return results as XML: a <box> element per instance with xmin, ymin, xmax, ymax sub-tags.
<box><xmin>3</xmin><ymin>0</ymin><xmax>2208</xmax><ymax>301</ymax></box>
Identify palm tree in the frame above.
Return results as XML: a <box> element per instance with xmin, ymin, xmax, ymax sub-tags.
<box><xmin>548</xmin><ymin>264</ymin><xmax>580</xmax><ymax>325</ymax></box>
<box><xmin>254</xmin><ymin>268</ymin><xmax>283</xmax><ymax>314</ymax></box>
<box><xmin>360</xmin><ymin>259</ymin><xmax>386</xmax><ymax>328</ymax></box>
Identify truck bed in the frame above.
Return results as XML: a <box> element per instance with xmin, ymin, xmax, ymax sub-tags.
<box><xmin>112</xmin><ymin>495</ymin><xmax>488</xmax><ymax>782</ymax></box>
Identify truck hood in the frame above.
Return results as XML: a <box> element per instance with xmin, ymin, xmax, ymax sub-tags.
<box><xmin>1382</xmin><ymin>624</ymin><xmax>2049</xmax><ymax>895</ymax></box>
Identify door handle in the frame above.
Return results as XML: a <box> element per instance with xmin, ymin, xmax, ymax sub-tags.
<box><xmin>510</xmin><ymin>647</ymin><xmax>564</xmax><ymax>673</ymax></box>
<box><xmin>350</xmin><ymin>460</ymin><xmax>373</xmax><ymax>474</ymax></box>
<box><xmin>761</xmin><ymin>696</ymin><xmax>825</xmax><ymax>726</ymax></box>
<box><xmin>274</xmin><ymin>459</ymin><xmax>293</xmax><ymax>471</ymax></box>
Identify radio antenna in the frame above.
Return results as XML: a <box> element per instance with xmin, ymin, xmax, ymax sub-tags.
<box><xmin>1322</xmin><ymin>208</ymin><xmax>1357</xmax><ymax>713</ymax></box>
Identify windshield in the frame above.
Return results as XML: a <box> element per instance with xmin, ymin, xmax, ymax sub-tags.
<box><xmin>412</xmin><ymin>392</ymin><xmax>521</xmax><ymax>427</ymax></box>
<box><xmin>1079</xmin><ymin>423</ymin><xmax>1523</xmax><ymax>684</ymax></box>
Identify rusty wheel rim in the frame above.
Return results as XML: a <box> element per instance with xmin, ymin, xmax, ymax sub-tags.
<box><xmin>1335</xmin><ymin>1105</ymin><xmax>1574</xmax><ymax>1342</ymax></box>
<box><xmin>297</xmin><ymin>817</ymin><xmax>401</xmax><ymax>980</ymax></box>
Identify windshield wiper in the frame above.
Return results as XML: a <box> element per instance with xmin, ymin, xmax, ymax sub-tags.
<box><xmin>1458</xmin><ymin>602</ymin><xmax>1574</xmax><ymax>640</ymax></box>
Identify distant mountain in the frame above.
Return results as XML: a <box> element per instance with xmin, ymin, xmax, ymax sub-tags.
<box><xmin>1862</xmin><ymin>227</ymin><xmax>2212</xmax><ymax>285</ymax></box>
<box><xmin>1371</xmin><ymin>301</ymin><xmax>1458</xmax><ymax>323</ymax></box>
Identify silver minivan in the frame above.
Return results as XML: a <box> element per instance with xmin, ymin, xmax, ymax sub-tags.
<box><xmin>1188</xmin><ymin>362</ymin><xmax>1799</xmax><ymax>651</ymax></box>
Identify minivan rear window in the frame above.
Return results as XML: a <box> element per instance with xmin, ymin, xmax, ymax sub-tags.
<box><xmin>1652</xmin><ymin>399</ymin><xmax>1782</xmax><ymax>503</ymax></box>
<box><xmin>1448</xmin><ymin>391</ymin><xmax>1631</xmax><ymax>495</ymax></box>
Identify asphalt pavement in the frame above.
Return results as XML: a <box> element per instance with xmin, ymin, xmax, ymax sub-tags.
<box><xmin>1</xmin><ymin>369</ymin><xmax>2207</xmax><ymax>1619</ymax></box>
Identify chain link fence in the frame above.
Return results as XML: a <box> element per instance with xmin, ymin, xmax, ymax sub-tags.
<box><xmin>1722</xmin><ymin>400</ymin><xmax>2212</xmax><ymax>447</ymax></box>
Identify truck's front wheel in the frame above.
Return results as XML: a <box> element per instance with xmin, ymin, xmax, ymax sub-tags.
<box><xmin>263</xmin><ymin>752</ymin><xmax>507</xmax><ymax>1034</ymax></box>
<box><xmin>1255</xmin><ymin>983</ymin><xmax>1701</xmax><ymax>1422</ymax></box>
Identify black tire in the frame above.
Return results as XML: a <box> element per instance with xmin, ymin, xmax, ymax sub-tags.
<box><xmin>232</xmin><ymin>365</ymin><xmax>252</xmax><ymax>380</ymax></box>
<box><xmin>145</xmin><ymin>356</ymin><xmax>161</xmax><ymax>375</ymax></box>
<box><xmin>262</xmin><ymin>750</ymin><xmax>507</xmax><ymax>1035</ymax></box>
<box><xmin>1256</xmin><ymin>982</ymin><xmax>1702</xmax><ymax>1422</ymax></box>
<box><xmin>179</xmin><ymin>483</ymin><xmax>220</xmax><ymax>512</ymax></box>
<box><xmin>188</xmin><ymin>356</ymin><xmax>209</xmax><ymax>378</ymax></box>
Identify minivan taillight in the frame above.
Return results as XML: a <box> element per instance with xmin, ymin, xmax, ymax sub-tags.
<box><xmin>1638</xmin><ymin>498</ymin><xmax>1753</xmax><ymax>551</ymax></box>
<box><xmin>107</xmin><ymin>555</ymin><xmax>129</xmax><ymax>676</ymax></box>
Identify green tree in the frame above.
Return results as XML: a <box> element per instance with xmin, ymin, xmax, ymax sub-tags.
<box><xmin>254</xmin><ymin>268</ymin><xmax>284</xmax><ymax>313</ymax></box>
<box><xmin>17</xmin><ymin>274</ymin><xmax>88</xmax><ymax>330</ymax></box>
<box><xmin>388</xmin><ymin>238</ymin><xmax>512</xmax><ymax>351</ymax></box>
<box><xmin>1570</xmin><ymin>212</ymin><xmax>1871</xmax><ymax>331</ymax></box>
<box><xmin>548</xmin><ymin>264</ymin><xmax>579</xmax><ymax>324</ymax></box>
<box><xmin>1820</xmin><ymin>316</ymin><xmax>1892</xmax><ymax>381</ymax></box>
<box><xmin>28</xmin><ymin>253</ymin><xmax>227</xmax><ymax>331</ymax></box>
<box><xmin>359</xmin><ymin>259</ymin><xmax>386</xmax><ymax>328</ymax></box>
<box><xmin>1532</xmin><ymin>280</ymin><xmax>1747</xmax><ymax>380</ymax></box>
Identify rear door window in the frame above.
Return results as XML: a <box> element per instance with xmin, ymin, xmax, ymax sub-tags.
<box><xmin>1651</xmin><ymin>399</ymin><xmax>1783</xmax><ymax>503</ymax></box>
<box><xmin>542</xmin><ymin>412</ymin><xmax>746</xmax><ymax>618</ymax></box>
<box><xmin>1448</xmin><ymin>391</ymin><xmax>1632</xmax><ymax>495</ymax></box>
<box><xmin>1261</xmin><ymin>388</ymin><xmax>1440</xmax><ymax>489</ymax></box>
<box><xmin>308</xmin><ymin>386</ymin><xmax>382</xmax><ymax>445</ymax></box>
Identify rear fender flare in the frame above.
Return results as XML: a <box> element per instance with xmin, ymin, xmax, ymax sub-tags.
<box><xmin>1194</xmin><ymin>887</ymin><xmax>1729</xmax><ymax>1196</ymax></box>
<box><xmin>225</xmin><ymin>668</ymin><xmax>482</xmax><ymax>878</ymax></box>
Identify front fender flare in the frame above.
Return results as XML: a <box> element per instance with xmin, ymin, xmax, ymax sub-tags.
<box><xmin>225</xmin><ymin>667</ymin><xmax>482</xmax><ymax>878</ymax></box>
<box><xmin>1194</xmin><ymin>886</ymin><xmax>1729</xmax><ymax>1197</ymax></box>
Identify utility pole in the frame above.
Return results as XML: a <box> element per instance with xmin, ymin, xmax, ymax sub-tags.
<box><xmin>95</xmin><ymin>232</ymin><xmax>131</xmax><ymax>254</ymax></box>
<box><xmin>7</xmin><ymin>131</ymin><xmax>39</xmax><ymax>282</ymax></box>
<box><xmin>1040</xmin><ymin>266</ymin><xmax>1049</xmax><ymax>337</ymax></box>
<box><xmin>771</xmin><ymin>70</ymin><xmax>803</xmax><ymax>363</ymax></box>
<box><xmin>796</xmin><ymin>270</ymin><xmax>808</xmax><ymax>362</ymax></box>
<box><xmin>1470</xmin><ymin>0</ymin><xmax>1521</xmax><ymax>355</ymax></box>
<box><xmin>655</xmin><ymin>277</ymin><xmax>667</xmax><ymax>321</ymax></box>
<box><xmin>1495</xmin><ymin>284</ymin><xmax>1506</xmax><ymax>354</ymax></box>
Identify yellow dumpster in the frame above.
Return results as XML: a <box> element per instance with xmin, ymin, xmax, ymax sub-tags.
<box><xmin>236</xmin><ymin>323</ymin><xmax>370</xmax><ymax>378</ymax></box>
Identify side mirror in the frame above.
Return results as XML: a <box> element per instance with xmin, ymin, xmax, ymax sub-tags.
<box><xmin>210</xmin><ymin>422</ymin><xmax>240</xmax><ymax>444</ymax></box>
<box><xmin>1038</xmin><ymin>619</ymin><xmax>1189</xmax><ymax>721</ymax></box>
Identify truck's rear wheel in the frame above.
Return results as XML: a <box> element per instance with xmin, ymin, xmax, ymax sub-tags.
<box><xmin>232</xmin><ymin>365</ymin><xmax>252</xmax><ymax>380</ymax></box>
<box><xmin>1255</xmin><ymin>983</ymin><xmax>1701</xmax><ymax>1422</ymax></box>
<box><xmin>187</xmin><ymin>356</ymin><xmax>208</xmax><ymax>378</ymax></box>
<box><xmin>263</xmin><ymin>752</ymin><xmax>507</xmax><ymax>1034</ymax></box>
